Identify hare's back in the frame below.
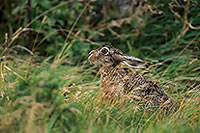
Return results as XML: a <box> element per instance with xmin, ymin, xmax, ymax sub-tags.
<box><xmin>127</xmin><ymin>78</ymin><xmax>177</xmax><ymax>110</ymax></box>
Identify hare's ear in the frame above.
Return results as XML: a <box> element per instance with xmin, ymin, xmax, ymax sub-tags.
<box><xmin>121</xmin><ymin>55</ymin><xmax>145</xmax><ymax>68</ymax></box>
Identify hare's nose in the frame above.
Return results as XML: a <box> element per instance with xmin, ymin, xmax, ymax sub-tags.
<box><xmin>89</xmin><ymin>50</ymin><xmax>97</xmax><ymax>55</ymax></box>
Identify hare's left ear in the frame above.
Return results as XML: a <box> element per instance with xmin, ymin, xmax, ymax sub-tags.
<box><xmin>120</xmin><ymin>55</ymin><xmax>146</xmax><ymax>68</ymax></box>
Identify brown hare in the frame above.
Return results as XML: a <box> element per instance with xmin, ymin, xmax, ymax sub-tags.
<box><xmin>88</xmin><ymin>45</ymin><xmax>178</xmax><ymax>112</ymax></box>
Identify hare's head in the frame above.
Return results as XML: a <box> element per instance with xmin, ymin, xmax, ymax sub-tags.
<box><xmin>88</xmin><ymin>45</ymin><xmax>145</xmax><ymax>68</ymax></box>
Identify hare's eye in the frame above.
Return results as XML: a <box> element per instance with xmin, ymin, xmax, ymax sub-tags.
<box><xmin>101</xmin><ymin>47</ymin><xmax>109</xmax><ymax>55</ymax></box>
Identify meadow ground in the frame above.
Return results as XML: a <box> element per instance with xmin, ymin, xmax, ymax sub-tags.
<box><xmin>0</xmin><ymin>49</ymin><xmax>199</xmax><ymax>132</ymax></box>
<box><xmin>0</xmin><ymin>0</ymin><xmax>199</xmax><ymax>132</ymax></box>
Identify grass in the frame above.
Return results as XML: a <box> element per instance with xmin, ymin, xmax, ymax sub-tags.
<box><xmin>0</xmin><ymin>0</ymin><xmax>200</xmax><ymax>132</ymax></box>
<box><xmin>0</xmin><ymin>51</ymin><xmax>199</xmax><ymax>132</ymax></box>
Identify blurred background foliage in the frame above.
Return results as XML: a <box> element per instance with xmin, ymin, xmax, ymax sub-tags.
<box><xmin>0</xmin><ymin>0</ymin><xmax>200</xmax><ymax>132</ymax></box>
<box><xmin>1</xmin><ymin>0</ymin><xmax>199</xmax><ymax>61</ymax></box>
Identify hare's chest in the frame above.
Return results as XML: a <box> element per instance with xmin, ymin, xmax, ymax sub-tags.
<box><xmin>100</xmin><ymin>70</ymin><xmax>129</xmax><ymax>95</ymax></box>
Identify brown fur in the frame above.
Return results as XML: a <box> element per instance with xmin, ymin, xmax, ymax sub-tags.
<box><xmin>88</xmin><ymin>45</ymin><xmax>178</xmax><ymax>112</ymax></box>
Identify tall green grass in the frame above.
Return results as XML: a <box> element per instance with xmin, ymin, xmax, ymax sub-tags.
<box><xmin>0</xmin><ymin>0</ymin><xmax>200</xmax><ymax>132</ymax></box>
<box><xmin>0</xmin><ymin>54</ymin><xmax>199</xmax><ymax>132</ymax></box>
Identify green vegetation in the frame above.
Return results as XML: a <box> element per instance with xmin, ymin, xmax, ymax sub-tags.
<box><xmin>0</xmin><ymin>0</ymin><xmax>199</xmax><ymax>132</ymax></box>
